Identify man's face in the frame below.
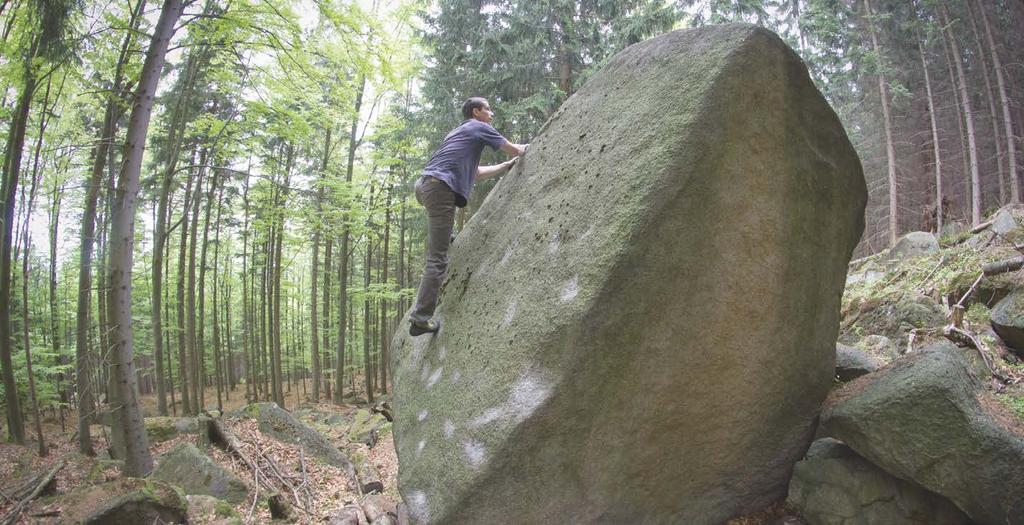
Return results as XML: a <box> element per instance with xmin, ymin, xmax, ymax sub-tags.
<box><xmin>473</xmin><ymin>101</ymin><xmax>494</xmax><ymax>123</ymax></box>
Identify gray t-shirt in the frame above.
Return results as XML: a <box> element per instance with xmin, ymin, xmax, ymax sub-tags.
<box><xmin>422</xmin><ymin>119</ymin><xmax>507</xmax><ymax>207</ymax></box>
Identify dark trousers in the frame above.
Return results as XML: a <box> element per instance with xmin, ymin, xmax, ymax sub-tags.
<box><xmin>411</xmin><ymin>176</ymin><xmax>456</xmax><ymax>323</ymax></box>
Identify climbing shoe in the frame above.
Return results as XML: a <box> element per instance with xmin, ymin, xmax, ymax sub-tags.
<box><xmin>409</xmin><ymin>319</ymin><xmax>440</xmax><ymax>336</ymax></box>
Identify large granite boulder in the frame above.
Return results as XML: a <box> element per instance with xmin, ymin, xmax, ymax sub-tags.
<box><xmin>152</xmin><ymin>442</ymin><xmax>249</xmax><ymax>504</ymax></box>
<box><xmin>391</xmin><ymin>24</ymin><xmax>865</xmax><ymax>524</ymax></box>
<box><xmin>787</xmin><ymin>438</ymin><xmax>971</xmax><ymax>525</ymax></box>
<box><xmin>821</xmin><ymin>342</ymin><xmax>1024</xmax><ymax>525</ymax></box>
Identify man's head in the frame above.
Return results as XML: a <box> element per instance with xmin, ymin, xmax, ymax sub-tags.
<box><xmin>462</xmin><ymin>97</ymin><xmax>493</xmax><ymax>123</ymax></box>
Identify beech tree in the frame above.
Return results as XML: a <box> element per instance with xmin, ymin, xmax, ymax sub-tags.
<box><xmin>105</xmin><ymin>0</ymin><xmax>184</xmax><ymax>477</ymax></box>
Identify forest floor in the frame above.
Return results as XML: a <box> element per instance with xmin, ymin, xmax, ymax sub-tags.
<box><xmin>0</xmin><ymin>380</ymin><xmax>401</xmax><ymax>524</ymax></box>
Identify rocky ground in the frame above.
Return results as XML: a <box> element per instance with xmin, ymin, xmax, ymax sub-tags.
<box><xmin>0</xmin><ymin>383</ymin><xmax>401</xmax><ymax>524</ymax></box>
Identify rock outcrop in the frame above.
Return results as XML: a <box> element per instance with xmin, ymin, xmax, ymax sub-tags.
<box><xmin>821</xmin><ymin>342</ymin><xmax>1024</xmax><ymax>525</ymax></box>
<box><xmin>391</xmin><ymin>24</ymin><xmax>865</xmax><ymax>523</ymax></box>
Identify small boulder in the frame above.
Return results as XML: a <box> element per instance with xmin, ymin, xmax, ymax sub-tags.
<box><xmin>151</xmin><ymin>442</ymin><xmax>249</xmax><ymax>504</ymax></box>
<box><xmin>991</xmin><ymin>208</ymin><xmax>1019</xmax><ymax>236</ymax></box>
<box><xmin>990</xmin><ymin>288</ymin><xmax>1024</xmax><ymax>356</ymax></box>
<box><xmin>821</xmin><ymin>342</ymin><xmax>1024</xmax><ymax>525</ymax></box>
<box><xmin>361</xmin><ymin>494</ymin><xmax>392</xmax><ymax>522</ymax></box>
<box><xmin>56</xmin><ymin>478</ymin><xmax>187</xmax><ymax>524</ymax></box>
<box><xmin>859</xmin><ymin>335</ymin><xmax>898</xmax><ymax>361</ymax></box>
<box><xmin>186</xmin><ymin>494</ymin><xmax>243</xmax><ymax>525</ymax></box>
<box><xmin>348</xmin><ymin>409</ymin><xmax>390</xmax><ymax>447</ymax></box>
<box><xmin>835</xmin><ymin>343</ymin><xmax>880</xmax><ymax>381</ymax></box>
<box><xmin>146</xmin><ymin>416</ymin><xmax>200</xmax><ymax>443</ymax></box>
<box><xmin>787</xmin><ymin>438</ymin><xmax>971</xmax><ymax>525</ymax></box>
<box><xmin>967</xmin><ymin>230</ymin><xmax>996</xmax><ymax>249</ymax></box>
<box><xmin>329</xmin><ymin>504</ymin><xmax>367</xmax><ymax>525</ymax></box>
<box><xmin>889</xmin><ymin>232</ymin><xmax>939</xmax><ymax>260</ymax></box>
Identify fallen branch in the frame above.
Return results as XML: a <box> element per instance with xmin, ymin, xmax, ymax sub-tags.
<box><xmin>971</xmin><ymin>219</ymin><xmax>995</xmax><ymax>233</ymax></box>
<box><xmin>208</xmin><ymin>418</ymin><xmax>295</xmax><ymax>519</ymax></box>
<box><xmin>982</xmin><ymin>256</ymin><xmax>1024</xmax><ymax>277</ymax></box>
<box><xmin>919</xmin><ymin>254</ymin><xmax>948</xmax><ymax>287</ymax></box>
<box><xmin>956</xmin><ymin>272</ymin><xmax>985</xmax><ymax>309</ymax></box>
<box><xmin>0</xmin><ymin>460</ymin><xmax>65</xmax><ymax>525</ymax></box>
<box><xmin>943</xmin><ymin>325</ymin><xmax>1007</xmax><ymax>383</ymax></box>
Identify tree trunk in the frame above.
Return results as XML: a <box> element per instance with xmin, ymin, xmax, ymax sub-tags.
<box><xmin>211</xmin><ymin>175</ymin><xmax>224</xmax><ymax>411</ymax></box>
<box><xmin>0</xmin><ymin>36</ymin><xmax>37</xmax><ymax>445</ymax></box>
<box><xmin>380</xmin><ymin>185</ymin><xmax>391</xmax><ymax>394</ymax></box>
<box><xmin>197</xmin><ymin>160</ymin><xmax>217</xmax><ymax>410</ymax></box>
<box><xmin>48</xmin><ymin>181</ymin><xmax>64</xmax><ymax>434</ymax></box>
<box><xmin>863</xmin><ymin>0</ymin><xmax>899</xmax><ymax>246</ymax></box>
<box><xmin>151</xmin><ymin>43</ymin><xmax>199</xmax><ymax>417</ymax></box>
<box><xmin>977</xmin><ymin>0</ymin><xmax>1019</xmax><ymax>202</ymax></box>
<box><xmin>322</xmin><ymin>236</ymin><xmax>332</xmax><ymax>397</ymax></box>
<box><xmin>310</xmin><ymin>127</ymin><xmax>331</xmax><ymax>402</ymax></box>
<box><xmin>271</xmin><ymin>144</ymin><xmax>294</xmax><ymax>407</ymax></box>
<box><xmin>965</xmin><ymin>0</ymin><xmax>1005</xmax><ymax>204</ymax></box>
<box><xmin>939</xmin><ymin>19</ymin><xmax>971</xmax><ymax>219</ymax></box>
<box><xmin>940</xmin><ymin>1</ymin><xmax>982</xmax><ymax>226</ymax></box>
<box><xmin>105</xmin><ymin>0</ymin><xmax>183</xmax><ymax>477</ymax></box>
<box><xmin>398</xmin><ymin>196</ymin><xmax>406</xmax><ymax>318</ymax></box>
<box><xmin>186</xmin><ymin>156</ymin><xmax>205</xmax><ymax>412</ymax></box>
<box><xmin>241</xmin><ymin>169</ymin><xmax>252</xmax><ymax>402</ymax></box>
<box><xmin>165</xmin><ymin>243</ymin><xmax>175</xmax><ymax>416</ymax></box>
<box><xmin>21</xmin><ymin>76</ymin><xmax>54</xmax><ymax>457</ymax></box>
<box><xmin>337</xmin><ymin>74</ymin><xmax>366</xmax><ymax>404</ymax></box>
<box><xmin>175</xmin><ymin>172</ymin><xmax>195</xmax><ymax>415</ymax></box>
<box><xmin>364</xmin><ymin>210</ymin><xmax>374</xmax><ymax>403</ymax></box>
<box><xmin>918</xmin><ymin>30</ymin><xmax>944</xmax><ymax>233</ymax></box>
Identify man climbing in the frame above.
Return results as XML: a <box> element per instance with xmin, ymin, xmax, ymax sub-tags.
<box><xmin>409</xmin><ymin>97</ymin><xmax>527</xmax><ymax>336</ymax></box>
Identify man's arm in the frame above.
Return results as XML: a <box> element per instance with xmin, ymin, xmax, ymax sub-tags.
<box><xmin>476</xmin><ymin>158</ymin><xmax>517</xmax><ymax>181</ymax></box>
<box><xmin>500</xmin><ymin>140</ymin><xmax>527</xmax><ymax>157</ymax></box>
<box><xmin>476</xmin><ymin>140</ymin><xmax>527</xmax><ymax>181</ymax></box>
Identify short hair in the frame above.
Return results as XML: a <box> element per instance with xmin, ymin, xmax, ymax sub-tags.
<box><xmin>461</xmin><ymin>97</ymin><xmax>488</xmax><ymax>119</ymax></box>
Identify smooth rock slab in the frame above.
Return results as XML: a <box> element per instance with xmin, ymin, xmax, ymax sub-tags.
<box><xmin>391</xmin><ymin>24</ymin><xmax>865</xmax><ymax>525</ymax></box>
<box><xmin>787</xmin><ymin>438</ymin><xmax>971</xmax><ymax>525</ymax></box>
<box><xmin>821</xmin><ymin>342</ymin><xmax>1024</xmax><ymax>525</ymax></box>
